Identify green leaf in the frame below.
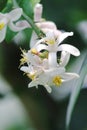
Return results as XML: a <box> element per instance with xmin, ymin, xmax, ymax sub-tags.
<box><xmin>19</xmin><ymin>0</ymin><xmax>41</xmax><ymax>19</ymax></box>
<box><xmin>5</xmin><ymin>27</ymin><xmax>17</xmax><ymax>43</ymax></box>
<box><xmin>66</xmin><ymin>52</ymin><xmax>87</xmax><ymax>130</ymax></box>
<box><xmin>0</xmin><ymin>0</ymin><xmax>7</xmax><ymax>11</ymax></box>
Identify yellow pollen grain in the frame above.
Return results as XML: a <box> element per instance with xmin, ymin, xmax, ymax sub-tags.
<box><xmin>0</xmin><ymin>22</ymin><xmax>5</xmax><ymax>30</ymax></box>
<box><xmin>53</xmin><ymin>76</ymin><xmax>62</xmax><ymax>86</ymax></box>
<box><xmin>27</xmin><ymin>73</ymin><xmax>36</xmax><ymax>80</ymax></box>
<box><xmin>31</xmin><ymin>48</ymin><xmax>38</xmax><ymax>55</ymax></box>
<box><xmin>46</xmin><ymin>39</ymin><xmax>55</xmax><ymax>45</ymax></box>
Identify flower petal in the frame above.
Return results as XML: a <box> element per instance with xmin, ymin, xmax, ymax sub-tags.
<box><xmin>34</xmin><ymin>3</ymin><xmax>43</xmax><ymax>22</ymax></box>
<box><xmin>30</xmin><ymin>32</ymin><xmax>38</xmax><ymax>48</ymax></box>
<box><xmin>58</xmin><ymin>32</ymin><xmax>73</xmax><ymax>44</ymax></box>
<box><xmin>20</xmin><ymin>66</ymin><xmax>29</xmax><ymax>73</ymax></box>
<box><xmin>8</xmin><ymin>20</ymin><xmax>29</xmax><ymax>32</ymax></box>
<box><xmin>61</xmin><ymin>72</ymin><xmax>79</xmax><ymax>82</ymax></box>
<box><xmin>58</xmin><ymin>44</ymin><xmax>80</xmax><ymax>56</ymax></box>
<box><xmin>0</xmin><ymin>26</ymin><xmax>7</xmax><ymax>43</ymax></box>
<box><xmin>28</xmin><ymin>80</ymin><xmax>38</xmax><ymax>88</ymax></box>
<box><xmin>34</xmin><ymin>44</ymin><xmax>48</xmax><ymax>51</ymax></box>
<box><xmin>48</xmin><ymin>52</ymin><xmax>57</xmax><ymax>68</ymax></box>
<box><xmin>60</xmin><ymin>51</ymin><xmax>70</xmax><ymax>67</ymax></box>
<box><xmin>44</xmin><ymin>85</ymin><xmax>52</xmax><ymax>93</ymax></box>
<box><xmin>9</xmin><ymin>8</ymin><xmax>22</xmax><ymax>21</ymax></box>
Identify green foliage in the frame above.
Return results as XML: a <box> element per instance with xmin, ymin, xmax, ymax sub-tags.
<box><xmin>0</xmin><ymin>0</ymin><xmax>7</xmax><ymax>11</ymax></box>
<box><xmin>19</xmin><ymin>0</ymin><xmax>41</xmax><ymax>19</ymax></box>
<box><xmin>66</xmin><ymin>52</ymin><xmax>87</xmax><ymax>130</ymax></box>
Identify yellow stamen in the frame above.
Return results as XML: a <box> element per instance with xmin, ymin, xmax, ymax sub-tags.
<box><xmin>53</xmin><ymin>76</ymin><xmax>62</xmax><ymax>86</ymax></box>
<box><xmin>31</xmin><ymin>48</ymin><xmax>39</xmax><ymax>55</ymax></box>
<box><xmin>20</xmin><ymin>49</ymin><xmax>28</xmax><ymax>65</ymax></box>
<box><xmin>46</xmin><ymin>39</ymin><xmax>55</xmax><ymax>45</ymax></box>
<box><xmin>27</xmin><ymin>73</ymin><xmax>36</xmax><ymax>80</ymax></box>
<box><xmin>0</xmin><ymin>22</ymin><xmax>5</xmax><ymax>30</ymax></box>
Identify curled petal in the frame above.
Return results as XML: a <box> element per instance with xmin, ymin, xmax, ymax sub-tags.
<box><xmin>0</xmin><ymin>26</ymin><xmax>7</xmax><ymax>43</ymax></box>
<box><xmin>9</xmin><ymin>8</ymin><xmax>22</xmax><ymax>21</ymax></box>
<box><xmin>9</xmin><ymin>20</ymin><xmax>29</xmax><ymax>32</ymax></box>
<box><xmin>61</xmin><ymin>73</ymin><xmax>79</xmax><ymax>82</ymax></box>
<box><xmin>60</xmin><ymin>51</ymin><xmax>70</xmax><ymax>67</ymax></box>
<box><xmin>58</xmin><ymin>44</ymin><xmax>80</xmax><ymax>56</ymax></box>
<box><xmin>58</xmin><ymin>32</ymin><xmax>73</xmax><ymax>44</ymax></box>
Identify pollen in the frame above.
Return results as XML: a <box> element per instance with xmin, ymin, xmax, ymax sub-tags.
<box><xmin>0</xmin><ymin>22</ymin><xmax>5</xmax><ymax>30</ymax></box>
<box><xmin>46</xmin><ymin>39</ymin><xmax>55</xmax><ymax>45</ymax></box>
<box><xmin>31</xmin><ymin>48</ymin><xmax>39</xmax><ymax>55</ymax></box>
<box><xmin>27</xmin><ymin>73</ymin><xmax>36</xmax><ymax>80</ymax></box>
<box><xmin>53</xmin><ymin>76</ymin><xmax>62</xmax><ymax>86</ymax></box>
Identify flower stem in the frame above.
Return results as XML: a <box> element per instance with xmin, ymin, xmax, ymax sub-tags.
<box><xmin>12</xmin><ymin>0</ymin><xmax>45</xmax><ymax>38</ymax></box>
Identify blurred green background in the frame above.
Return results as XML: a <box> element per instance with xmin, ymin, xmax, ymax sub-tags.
<box><xmin>0</xmin><ymin>0</ymin><xmax>87</xmax><ymax>130</ymax></box>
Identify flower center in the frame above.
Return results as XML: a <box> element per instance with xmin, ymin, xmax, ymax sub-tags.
<box><xmin>27</xmin><ymin>73</ymin><xmax>36</xmax><ymax>80</ymax></box>
<box><xmin>46</xmin><ymin>39</ymin><xmax>55</xmax><ymax>45</ymax></box>
<box><xmin>53</xmin><ymin>76</ymin><xmax>62</xmax><ymax>86</ymax></box>
<box><xmin>0</xmin><ymin>22</ymin><xmax>5</xmax><ymax>30</ymax></box>
<box><xmin>31</xmin><ymin>48</ymin><xmax>39</xmax><ymax>55</ymax></box>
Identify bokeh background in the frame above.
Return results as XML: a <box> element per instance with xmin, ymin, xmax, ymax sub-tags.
<box><xmin>0</xmin><ymin>0</ymin><xmax>87</xmax><ymax>130</ymax></box>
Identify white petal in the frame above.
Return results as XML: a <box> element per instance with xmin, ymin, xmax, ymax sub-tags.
<box><xmin>60</xmin><ymin>51</ymin><xmax>70</xmax><ymax>67</ymax></box>
<box><xmin>58</xmin><ymin>44</ymin><xmax>80</xmax><ymax>56</ymax></box>
<box><xmin>45</xmin><ymin>67</ymin><xmax>65</xmax><ymax>76</ymax></box>
<box><xmin>30</xmin><ymin>32</ymin><xmax>38</xmax><ymax>48</ymax></box>
<box><xmin>58</xmin><ymin>32</ymin><xmax>73</xmax><ymax>44</ymax></box>
<box><xmin>9</xmin><ymin>8</ymin><xmax>22</xmax><ymax>21</ymax></box>
<box><xmin>0</xmin><ymin>26</ymin><xmax>7</xmax><ymax>43</ymax></box>
<box><xmin>44</xmin><ymin>85</ymin><xmax>52</xmax><ymax>93</ymax></box>
<box><xmin>36</xmin><ymin>21</ymin><xmax>57</xmax><ymax>30</ymax></box>
<box><xmin>20</xmin><ymin>66</ymin><xmax>29</xmax><ymax>73</ymax></box>
<box><xmin>34</xmin><ymin>44</ymin><xmax>48</xmax><ymax>51</ymax></box>
<box><xmin>8</xmin><ymin>21</ymin><xmax>29</xmax><ymax>32</ymax></box>
<box><xmin>61</xmin><ymin>72</ymin><xmax>79</xmax><ymax>82</ymax></box>
<box><xmin>48</xmin><ymin>52</ymin><xmax>57</xmax><ymax>68</ymax></box>
<box><xmin>28</xmin><ymin>80</ymin><xmax>39</xmax><ymax>88</ymax></box>
<box><xmin>34</xmin><ymin>3</ymin><xmax>43</xmax><ymax>22</ymax></box>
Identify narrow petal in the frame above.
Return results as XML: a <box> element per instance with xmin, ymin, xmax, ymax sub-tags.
<box><xmin>30</xmin><ymin>32</ymin><xmax>38</xmax><ymax>48</ymax></box>
<box><xmin>58</xmin><ymin>32</ymin><xmax>73</xmax><ymax>44</ymax></box>
<box><xmin>9</xmin><ymin>8</ymin><xmax>22</xmax><ymax>21</ymax></box>
<box><xmin>34</xmin><ymin>3</ymin><xmax>43</xmax><ymax>22</ymax></box>
<box><xmin>60</xmin><ymin>51</ymin><xmax>70</xmax><ymax>67</ymax></box>
<box><xmin>48</xmin><ymin>52</ymin><xmax>58</xmax><ymax>68</ymax></box>
<box><xmin>8</xmin><ymin>21</ymin><xmax>29</xmax><ymax>32</ymax></box>
<box><xmin>58</xmin><ymin>44</ymin><xmax>80</xmax><ymax>56</ymax></box>
<box><xmin>0</xmin><ymin>26</ymin><xmax>7</xmax><ymax>43</ymax></box>
<box><xmin>61</xmin><ymin>72</ymin><xmax>79</xmax><ymax>82</ymax></box>
<box><xmin>44</xmin><ymin>85</ymin><xmax>52</xmax><ymax>93</ymax></box>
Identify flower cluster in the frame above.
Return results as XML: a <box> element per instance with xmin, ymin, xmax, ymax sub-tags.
<box><xmin>21</xmin><ymin>21</ymin><xmax>80</xmax><ymax>93</ymax></box>
<box><xmin>19</xmin><ymin>3</ymin><xmax>80</xmax><ymax>93</ymax></box>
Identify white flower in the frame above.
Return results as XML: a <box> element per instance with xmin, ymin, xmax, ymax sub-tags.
<box><xmin>28</xmin><ymin>67</ymin><xmax>79</xmax><ymax>93</ymax></box>
<box><xmin>0</xmin><ymin>8</ymin><xmax>30</xmax><ymax>43</ymax></box>
<box><xmin>32</xmin><ymin>31</ymin><xmax>80</xmax><ymax>68</ymax></box>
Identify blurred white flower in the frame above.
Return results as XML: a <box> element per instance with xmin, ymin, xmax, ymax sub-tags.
<box><xmin>0</xmin><ymin>8</ymin><xmax>30</xmax><ymax>43</ymax></box>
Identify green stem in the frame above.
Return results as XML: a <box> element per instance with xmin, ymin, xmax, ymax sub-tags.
<box><xmin>12</xmin><ymin>0</ymin><xmax>45</xmax><ymax>38</ymax></box>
